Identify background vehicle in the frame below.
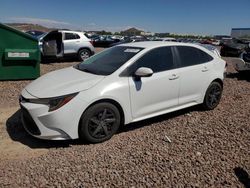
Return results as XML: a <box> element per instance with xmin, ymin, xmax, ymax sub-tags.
<box><xmin>92</xmin><ymin>36</ymin><xmax>120</xmax><ymax>48</ymax></box>
<box><xmin>130</xmin><ymin>35</ymin><xmax>149</xmax><ymax>42</ymax></box>
<box><xmin>153</xmin><ymin>37</ymin><xmax>177</xmax><ymax>42</ymax></box>
<box><xmin>41</xmin><ymin>30</ymin><xmax>95</xmax><ymax>61</ymax></box>
<box><xmin>26</xmin><ymin>30</ymin><xmax>46</xmax><ymax>38</ymax></box>
<box><xmin>233</xmin><ymin>49</ymin><xmax>250</xmax><ymax>73</ymax></box>
<box><xmin>220</xmin><ymin>38</ymin><xmax>248</xmax><ymax>57</ymax></box>
<box><xmin>20</xmin><ymin>42</ymin><xmax>226</xmax><ymax>143</ymax></box>
<box><xmin>109</xmin><ymin>36</ymin><xmax>133</xmax><ymax>47</ymax></box>
<box><xmin>197</xmin><ymin>44</ymin><xmax>221</xmax><ymax>57</ymax></box>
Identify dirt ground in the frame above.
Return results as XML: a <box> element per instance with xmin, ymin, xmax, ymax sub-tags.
<box><xmin>0</xmin><ymin>54</ymin><xmax>249</xmax><ymax>187</ymax></box>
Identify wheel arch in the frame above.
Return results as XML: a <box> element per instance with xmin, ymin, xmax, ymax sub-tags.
<box><xmin>78</xmin><ymin>98</ymin><xmax>125</xmax><ymax>135</ymax></box>
<box><xmin>202</xmin><ymin>77</ymin><xmax>224</xmax><ymax>103</ymax></box>
<box><xmin>211</xmin><ymin>78</ymin><xmax>223</xmax><ymax>88</ymax></box>
<box><xmin>77</xmin><ymin>47</ymin><xmax>92</xmax><ymax>54</ymax></box>
<box><xmin>202</xmin><ymin>78</ymin><xmax>224</xmax><ymax>110</ymax></box>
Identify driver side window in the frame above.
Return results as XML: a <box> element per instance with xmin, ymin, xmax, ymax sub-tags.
<box><xmin>132</xmin><ymin>47</ymin><xmax>174</xmax><ymax>73</ymax></box>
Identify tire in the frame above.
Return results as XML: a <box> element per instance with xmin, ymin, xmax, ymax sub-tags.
<box><xmin>203</xmin><ymin>82</ymin><xmax>223</xmax><ymax>110</ymax></box>
<box><xmin>78</xmin><ymin>49</ymin><xmax>91</xmax><ymax>61</ymax></box>
<box><xmin>220</xmin><ymin>51</ymin><xmax>225</xmax><ymax>57</ymax></box>
<box><xmin>79</xmin><ymin>102</ymin><xmax>121</xmax><ymax>143</ymax></box>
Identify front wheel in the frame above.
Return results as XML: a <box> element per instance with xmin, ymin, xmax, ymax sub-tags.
<box><xmin>79</xmin><ymin>103</ymin><xmax>121</xmax><ymax>143</ymax></box>
<box><xmin>203</xmin><ymin>82</ymin><xmax>223</xmax><ymax>110</ymax></box>
<box><xmin>78</xmin><ymin>49</ymin><xmax>91</xmax><ymax>61</ymax></box>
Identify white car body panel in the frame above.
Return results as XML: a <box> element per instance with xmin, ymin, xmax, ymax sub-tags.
<box><xmin>129</xmin><ymin>70</ymin><xmax>179</xmax><ymax>119</ymax></box>
<box><xmin>178</xmin><ymin>62</ymin><xmax>211</xmax><ymax>105</ymax></box>
<box><xmin>25</xmin><ymin>67</ymin><xmax>105</xmax><ymax>98</ymax></box>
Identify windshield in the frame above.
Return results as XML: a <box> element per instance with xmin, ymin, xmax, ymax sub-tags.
<box><xmin>75</xmin><ymin>46</ymin><xmax>143</xmax><ymax>75</ymax></box>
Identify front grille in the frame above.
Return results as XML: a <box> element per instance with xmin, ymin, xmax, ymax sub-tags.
<box><xmin>21</xmin><ymin>107</ymin><xmax>41</xmax><ymax>135</ymax></box>
<box><xmin>19</xmin><ymin>95</ymin><xmax>30</xmax><ymax>103</ymax></box>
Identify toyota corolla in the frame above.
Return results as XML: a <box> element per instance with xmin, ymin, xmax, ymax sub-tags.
<box><xmin>20</xmin><ymin>42</ymin><xmax>226</xmax><ymax>143</ymax></box>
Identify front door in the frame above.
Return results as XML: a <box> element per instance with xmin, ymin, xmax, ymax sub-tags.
<box><xmin>128</xmin><ymin>46</ymin><xmax>179</xmax><ymax>120</ymax></box>
<box><xmin>42</xmin><ymin>31</ymin><xmax>63</xmax><ymax>57</ymax></box>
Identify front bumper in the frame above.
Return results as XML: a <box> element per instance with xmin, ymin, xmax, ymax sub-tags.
<box><xmin>20</xmin><ymin>102</ymin><xmax>72</xmax><ymax>140</ymax></box>
<box><xmin>20</xmin><ymin>90</ymin><xmax>87</xmax><ymax>140</ymax></box>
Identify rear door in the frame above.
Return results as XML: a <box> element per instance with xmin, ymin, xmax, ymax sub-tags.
<box><xmin>174</xmin><ymin>46</ymin><xmax>214</xmax><ymax>105</ymax></box>
<box><xmin>128</xmin><ymin>46</ymin><xmax>180</xmax><ymax>119</ymax></box>
<box><xmin>63</xmin><ymin>32</ymin><xmax>81</xmax><ymax>54</ymax></box>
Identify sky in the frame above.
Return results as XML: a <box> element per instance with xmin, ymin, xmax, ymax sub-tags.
<box><xmin>0</xmin><ymin>0</ymin><xmax>250</xmax><ymax>36</ymax></box>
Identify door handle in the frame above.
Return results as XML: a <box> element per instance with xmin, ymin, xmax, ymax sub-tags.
<box><xmin>169</xmin><ymin>74</ymin><xmax>179</xmax><ymax>80</ymax></box>
<box><xmin>202</xmin><ymin>66</ymin><xmax>209</xmax><ymax>72</ymax></box>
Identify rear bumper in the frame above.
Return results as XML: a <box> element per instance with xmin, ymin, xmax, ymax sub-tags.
<box><xmin>233</xmin><ymin>58</ymin><xmax>250</xmax><ymax>72</ymax></box>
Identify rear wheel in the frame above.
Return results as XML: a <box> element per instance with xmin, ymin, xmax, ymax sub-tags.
<box><xmin>203</xmin><ymin>82</ymin><xmax>223</xmax><ymax>110</ymax></box>
<box><xmin>78</xmin><ymin>49</ymin><xmax>91</xmax><ymax>61</ymax></box>
<box><xmin>79</xmin><ymin>103</ymin><xmax>121</xmax><ymax>143</ymax></box>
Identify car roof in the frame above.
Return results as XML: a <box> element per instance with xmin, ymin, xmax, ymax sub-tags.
<box><xmin>51</xmin><ymin>29</ymin><xmax>83</xmax><ymax>34</ymax></box>
<box><xmin>118</xmin><ymin>41</ymin><xmax>202</xmax><ymax>49</ymax></box>
<box><xmin>118</xmin><ymin>41</ymin><xmax>218</xmax><ymax>58</ymax></box>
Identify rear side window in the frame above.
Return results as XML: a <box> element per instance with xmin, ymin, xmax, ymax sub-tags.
<box><xmin>65</xmin><ymin>33</ymin><xmax>80</xmax><ymax>40</ymax></box>
<box><xmin>74</xmin><ymin>34</ymin><xmax>80</xmax><ymax>39</ymax></box>
<box><xmin>176</xmin><ymin>46</ymin><xmax>213</xmax><ymax>67</ymax></box>
<box><xmin>133</xmin><ymin>47</ymin><xmax>174</xmax><ymax>73</ymax></box>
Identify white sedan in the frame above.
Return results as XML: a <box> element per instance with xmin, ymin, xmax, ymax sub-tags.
<box><xmin>20</xmin><ymin>42</ymin><xmax>226</xmax><ymax>143</ymax></box>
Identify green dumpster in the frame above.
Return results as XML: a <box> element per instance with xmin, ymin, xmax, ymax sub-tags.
<box><xmin>0</xmin><ymin>23</ymin><xmax>40</xmax><ymax>80</ymax></box>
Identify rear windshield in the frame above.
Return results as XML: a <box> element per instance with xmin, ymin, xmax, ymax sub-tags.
<box><xmin>75</xmin><ymin>46</ymin><xmax>143</xmax><ymax>75</ymax></box>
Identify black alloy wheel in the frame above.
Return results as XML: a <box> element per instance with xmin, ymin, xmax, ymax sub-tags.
<box><xmin>79</xmin><ymin>103</ymin><xmax>121</xmax><ymax>143</ymax></box>
<box><xmin>203</xmin><ymin>82</ymin><xmax>223</xmax><ymax>110</ymax></box>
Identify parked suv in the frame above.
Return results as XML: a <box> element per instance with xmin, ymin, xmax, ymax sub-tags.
<box><xmin>41</xmin><ymin>30</ymin><xmax>95</xmax><ymax>61</ymax></box>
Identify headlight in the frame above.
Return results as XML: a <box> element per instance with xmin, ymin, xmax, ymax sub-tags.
<box><xmin>48</xmin><ymin>93</ymin><xmax>78</xmax><ymax>112</ymax></box>
<box><xmin>23</xmin><ymin>93</ymin><xmax>78</xmax><ymax>112</ymax></box>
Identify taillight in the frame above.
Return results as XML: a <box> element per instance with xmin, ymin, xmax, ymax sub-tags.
<box><xmin>90</xmin><ymin>41</ymin><xmax>94</xmax><ymax>46</ymax></box>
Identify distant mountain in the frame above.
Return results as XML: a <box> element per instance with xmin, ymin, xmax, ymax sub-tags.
<box><xmin>5</xmin><ymin>23</ymin><xmax>54</xmax><ymax>32</ymax></box>
<box><xmin>120</xmin><ymin>27</ymin><xmax>143</xmax><ymax>36</ymax></box>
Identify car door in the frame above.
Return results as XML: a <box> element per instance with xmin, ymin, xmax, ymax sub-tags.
<box><xmin>63</xmin><ymin>32</ymin><xmax>80</xmax><ymax>54</ymax></box>
<box><xmin>42</xmin><ymin>31</ymin><xmax>63</xmax><ymax>57</ymax></box>
<box><xmin>128</xmin><ymin>46</ymin><xmax>179</xmax><ymax>119</ymax></box>
<box><xmin>174</xmin><ymin>46</ymin><xmax>214</xmax><ymax>105</ymax></box>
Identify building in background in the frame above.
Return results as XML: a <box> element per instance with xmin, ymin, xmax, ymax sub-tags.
<box><xmin>231</xmin><ymin>28</ymin><xmax>250</xmax><ymax>38</ymax></box>
<box><xmin>120</xmin><ymin>28</ymin><xmax>143</xmax><ymax>36</ymax></box>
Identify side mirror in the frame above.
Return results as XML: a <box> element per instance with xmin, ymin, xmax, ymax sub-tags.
<box><xmin>134</xmin><ymin>67</ymin><xmax>153</xmax><ymax>77</ymax></box>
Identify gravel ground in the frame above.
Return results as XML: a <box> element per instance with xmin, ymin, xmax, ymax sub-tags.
<box><xmin>0</xmin><ymin>56</ymin><xmax>249</xmax><ymax>187</ymax></box>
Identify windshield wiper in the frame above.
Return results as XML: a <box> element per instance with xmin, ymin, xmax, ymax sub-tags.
<box><xmin>74</xmin><ymin>65</ymin><xmax>97</xmax><ymax>74</ymax></box>
<box><xmin>81</xmin><ymin>68</ymin><xmax>95</xmax><ymax>74</ymax></box>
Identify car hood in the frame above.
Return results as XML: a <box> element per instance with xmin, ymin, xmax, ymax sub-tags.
<box><xmin>25</xmin><ymin>66</ymin><xmax>105</xmax><ymax>98</ymax></box>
